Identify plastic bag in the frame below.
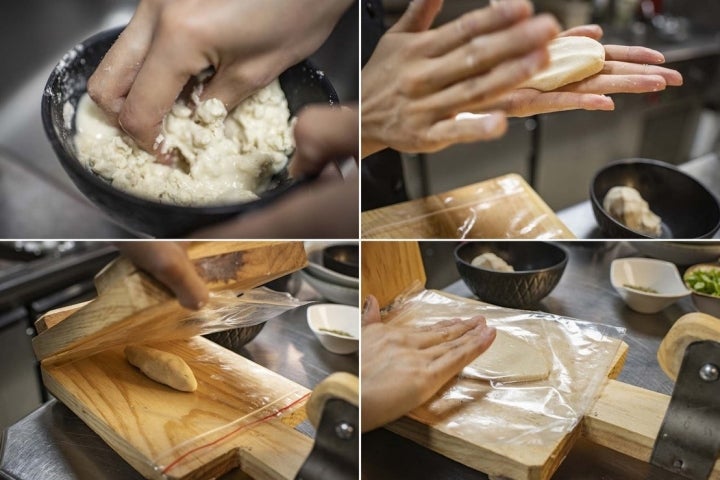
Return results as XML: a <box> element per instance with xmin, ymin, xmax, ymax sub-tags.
<box><xmin>384</xmin><ymin>286</ymin><xmax>625</xmax><ymax>446</ymax></box>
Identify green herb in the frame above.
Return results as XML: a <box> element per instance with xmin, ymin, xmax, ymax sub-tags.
<box><xmin>685</xmin><ymin>269</ymin><xmax>720</xmax><ymax>297</ymax></box>
<box><xmin>623</xmin><ymin>284</ymin><xmax>659</xmax><ymax>294</ymax></box>
<box><xmin>319</xmin><ymin>328</ymin><xmax>355</xmax><ymax>338</ymax></box>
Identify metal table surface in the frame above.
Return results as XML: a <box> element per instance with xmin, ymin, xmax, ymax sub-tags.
<box><xmin>0</xmin><ymin>280</ymin><xmax>358</xmax><ymax>480</ymax></box>
<box><xmin>362</xmin><ymin>241</ymin><xmax>698</xmax><ymax>480</ymax></box>
<box><xmin>557</xmin><ymin>153</ymin><xmax>720</xmax><ymax>239</ymax></box>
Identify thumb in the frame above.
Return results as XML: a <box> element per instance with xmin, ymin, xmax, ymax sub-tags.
<box><xmin>361</xmin><ymin>295</ymin><xmax>382</xmax><ymax>326</ymax></box>
<box><xmin>389</xmin><ymin>0</ymin><xmax>444</xmax><ymax>33</ymax></box>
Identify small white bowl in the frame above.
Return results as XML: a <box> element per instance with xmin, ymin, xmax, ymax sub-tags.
<box><xmin>683</xmin><ymin>263</ymin><xmax>720</xmax><ymax>318</ymax></box>
<box><xmin>307</xmin><ymin>303</ymin><xmax>359</xmax><ymax>354</ymax></box>
<box><xmin>610</xmin><ymin>258</ymin><xmax>690</xmax><ymax>314</ymax></box>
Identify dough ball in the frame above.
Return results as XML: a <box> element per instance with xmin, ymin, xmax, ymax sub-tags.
<box><xmin>603</xmin><ymin>186</ymin><xmax>662</xmax><ymax>237</ymax></box>
<box><xmin>471</xmin><ymin>252</ymin><xmax>514</xmax><ymax>272</ymax></box>
<box><xmin>125</xmin><ymin>345</ymin><xmax>197</xmax><ymax>392</ymax></box>
<box><xmin>519</xmin><ymin>36</ymin><xmax>605</xmax><ymax>91</ymax></box>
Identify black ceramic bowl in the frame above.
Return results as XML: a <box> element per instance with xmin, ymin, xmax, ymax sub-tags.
<box><xmin>454</xmin><ymin>241</ymin><xmax>568</xmax><ymax>309</ymax></box>
<box><xmin>42</xmin><ymin>27</ymin><xmax>338</xmax><ymax>237</ymax></box>
<box><xmin>590</xmin><ymin>159</ymin><xmax>720</xmax><ymax>239</ymax></box>
<box><xmin>322</xmin><ymin>244</ymin><xmax>359</xmax><ymax>278</ymax></box>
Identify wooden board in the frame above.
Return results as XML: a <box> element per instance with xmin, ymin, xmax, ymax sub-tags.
<box><xmin>43</xmin><ymin>336</ymin><xmax>312</xmax><ymax>480</ymax></box>
<box><xmin>361</xmin><ymin>174</ymin><xmax>575</xmax><ymax>239</ymax></box>
<box><xmin>33</xmin><ymin>241</ymin><xmax>307</xmax><ymax>364</ymax></box>
<box><xmin>361</xmin><ymin>242</ymin><xmax>426</xmax><ymax>309</ymax></box>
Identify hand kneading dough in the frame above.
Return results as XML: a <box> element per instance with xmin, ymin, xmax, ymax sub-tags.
<box><xmin>471</xmin><ymin>252</ymin><xmax>514</xmax><ymax>272</ymax></box>
<box><xmin>125</xmin><ymin>345</ymin><xmax>197</xmax><ymax>392</ymax></box>
<box><xmin>603</xmin><ymin>186</ymin><xmax>662</xmax><ymax>237</ymax></box>
<box><xmin>462</xmin><ymin>330</ymin><xmax>550</xmax><ymax>383</ymax></box>
<box><xmin>519</xmin><ymin>36</ymin><xmax>605</xmax><ymax>91</ymax></box>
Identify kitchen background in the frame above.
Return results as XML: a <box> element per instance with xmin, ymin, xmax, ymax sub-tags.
<box><xmin>381</xmin><ymin>0</ymin><xmax>720</xmax><ymax>214</ymax></box>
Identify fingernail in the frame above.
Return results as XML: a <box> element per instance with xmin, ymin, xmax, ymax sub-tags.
<box><xmin>362</xmin><ymin>296</ymin><xmax>371</xmax><ymax>314</ymax></box>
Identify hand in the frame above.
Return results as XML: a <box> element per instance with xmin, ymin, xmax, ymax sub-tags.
<box><xmin>361</xmin><ymin>295</ymin><xmax>496</xmax><ymax>432</ymax></box>
<box><xmin>476</xmin><ymin>24</ymin><xmax>683</xmax><ymax>117</ymax></box>
<box><xmin>192</xmin><ymin>105</ymin><xmax>358</xmax><ymax>238</ymax></box>
<box><xmin>115</xmin><ymin>242</ymin><xmax>208</xmax><ymax>310</ymax></box>
<box><xmin>361</xmin><ymin>0</ymin><xmax>560</xmax><ymax>157</ymax></box>
<box><xmin>88</xmin><ymin>0</ymin><xmax>352</xmax><ymax>152</ymax></box>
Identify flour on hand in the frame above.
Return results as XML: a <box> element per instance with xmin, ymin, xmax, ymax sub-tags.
<box><xmin>74</xmin><ymin>80</ymin><xmax>294</xmax><ymax>206</ymax></box>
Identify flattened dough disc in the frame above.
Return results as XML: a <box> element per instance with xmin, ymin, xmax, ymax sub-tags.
<box><xmin>462</xmin><ymin>330</ymin><xmax>550</xmax><ymax>383</ymax></box>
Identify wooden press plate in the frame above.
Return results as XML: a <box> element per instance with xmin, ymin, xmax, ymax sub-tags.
<box><xmin>361</xmin><ymin>174</ymin><xmax>575</xmax><ymax>239</ymax></box>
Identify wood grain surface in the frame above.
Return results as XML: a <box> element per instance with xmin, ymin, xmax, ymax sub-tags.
<box><xmin>657</xmin><ymin>312</ymin><xmax>720</xmax><ymax>380</ymax></box>
<box><xmin>361</xmin><ymin>241</ymin><xmax>426</xmax><ymax>309</ymax></box>
<box><xmin>361</xmin><ymin>174</ymin><xmax>575</xmax><ymax>239</ymax></box>
<box><xmin>42</xmin><ymin>336</ymin><xmax>312</xmax><ymax>480</ymax></box>
<box><xmin>33</xmin><ymin>242</ymin><xmax>307</xmax><ymax>364</ymax></box>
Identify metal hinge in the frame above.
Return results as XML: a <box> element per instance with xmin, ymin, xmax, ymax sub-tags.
<box><xmin>651</xmin><ymin>340</ymin><xmax>720</xmax><ymax>479</ymax></box>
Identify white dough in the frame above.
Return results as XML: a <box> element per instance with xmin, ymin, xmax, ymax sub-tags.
<box><xmin>471</xmin><ymin>252</ymin><xmax>514</xmax><ymax>272</ymax></box>
<box><xmin>462</xmin><ymin>330</ymin><xmax>550</xmax><ymax>383</ymax></box>
<box><xmin>74</xmin><ymin>80</ymin><xmax>293</xmax><ymax>206</ymax></box>
<box><xmin>603</xmin><ymin>186</ymin><xmax>662</xmax><ymax>237</ymax></box>
<box><xmin>519</xmin><ymin>36</ymin><xmax>605</xmax><ymax>91</ymax></box>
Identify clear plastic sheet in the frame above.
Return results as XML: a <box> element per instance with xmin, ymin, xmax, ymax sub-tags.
<box><xmin>384</xmin><ymin>286</ymin><xmax>626</xmax><ymax>446</ymax></box>
<box><xmin>362</xmin><ymin>174</ymin><xmax>574</xmax><ymax>239</ymax></box>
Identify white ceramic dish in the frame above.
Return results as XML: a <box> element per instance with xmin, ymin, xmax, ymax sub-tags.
<box><xmin>610</xmin><ymin>258</ymin><xmax>690</xmax><ymax>314</ymax></box>
<box><xmin>301</xmin><ymin>270</ymin><xmax>359</xmax><ymax>306</ymax></box>
<box><xmin>683</xmin><ymin>263</ymin><xmax>720</xmax><ymax>318</ymax></box>
<box><xmin>305</xmin><ymin>248</ymin><xmax>359</xmax><ymax>288</ymax></box>
<box><xmin>306</xmin><ymin>303</ymin><xmax>359</xmax><ymax>354</ymax></box>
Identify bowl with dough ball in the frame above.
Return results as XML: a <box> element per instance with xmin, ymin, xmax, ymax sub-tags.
<box><xmin>610</xmin><ymin>257</ymin><xmax>690</xmax><ymax>314</ymax></box>
<box><xmin>454</xmin><ymin>241</ymin><xmax>568</xmax><ymax>309</ymax></box>
<box><xmin>42</xmin><ymin>27</ymin><xmax>338</xmax><ymax>237</ymax></box>
<box><xmin>590</xmin><ymin>158</ymin><xmax>720</xmax><ymax>239</ymax></box>
<box><xmin>683</xmin><ymin>263</ymin><xmax>720</xmax><ymax>318</ymax></box>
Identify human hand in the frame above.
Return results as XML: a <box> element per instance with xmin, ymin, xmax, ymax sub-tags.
<box><xmin>361</xmin><ymin>295</ymin><xmax>496</xmax><ymax>432</ymax></box>
<box><xmin>192</xmin><ymin>105</ymin><xmax>358</xmax><ymax>238</ymax></box>
<box><xmin>88</xmin><ymin>0</ymin><xmax>352</xmax><ymax>152</ymax></box>
<box><xmin>475</xmin><ymin>24</ymin><xmax>683</xmax><ymax>117</ymax></box>
<box><xmin>361</xmin><ymin>0</ymin><xmax>561</xmax><ymax>157</ymax></box>
<box><xmin>115</xmin><ymin>241</ymin><xmax>208</xmax><ymax>310</ymax></box>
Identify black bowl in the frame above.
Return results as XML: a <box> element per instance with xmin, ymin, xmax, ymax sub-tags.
<box><xmin>322</xmin><ymin>244</ymin><xmax>359</xmax><ymax>278</ymax></box>
<box><xmin>454</xmin><ymin>241</ymin><xmax>568</xmax><ymax>309</ymax></box>
<box><xmin>42</xmin><ymin>27</ymin><xmax>338</xmax><ymax>238</ymax></box>
<box><xmin>590</xmin><ymin>159</ymin><xmax>720</xmax><ymax>239</ymax></box>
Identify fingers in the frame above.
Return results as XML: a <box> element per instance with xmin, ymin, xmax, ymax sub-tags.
<box><xmin>288</xmin><ymin>105</ymin><xmax>359</xmax><ymax>178</ymax></box>
<box><xmin>604</xmin><ymin>44</ymin><xmax>665</xmax><ymax>64</ymax></box>
<box><xmin>422</xmin><ymin>111</ymin><xmax>507</xmax><ymax>151</ymax></box>
<box><xmin>426</xmin><ymin>324</ymin><xmax>497</xmax><ymax>367</ymax></box>
<box><xmin>199</xmin><ymin>59</ymin><xmax>273</xmax><ymax>113</ymax></box>
<box><xmin>425</xmin><ymin>0</ymin><xmax>534</xmax><ymax>58</ymax></box>
<box><xmin>557</xmin><ymin>24</ymin><xmax>603</xmax><ymax>40</ymax></box>
<box><xmin>561</xmin><ymin>73</ymin><xmax>667</xmax><ymax>94</ymax></box>
<box><xmin>362</xmin><ymin>295</ymin><xmax>382</xmax><ymax>326</ymax></box>
<box><xmin>389</xmin><ymin>0</ymin><xmax>444</xmax><ymax>34</ymax></box>
<box><xmin>416</xmin><ymin>15</ymin><xmax>558</xmax><ymax>95</ymax></box>
<box><xmin>601</xmin><ymin>61</ymin><xmax>683</xmax><ymax>86</ymax></box>
<box><xmin>409</xmin><ymin>317</ymin><xmax>486</xmax><ymax>349</ymax></box>
<box><xmin>87</xmin><ymin>1</ymin><xmax>160</xmax><ymax>118</ymax></box>
<box><xmin>116</xmin><ymin>242</ymin><xmax>209</xmax><ymax>310</ymax></box>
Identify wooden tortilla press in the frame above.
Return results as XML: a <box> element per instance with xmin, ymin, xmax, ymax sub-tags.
<box><xmin>362</xmin><ymin>242</ymin><xmax>720</xmax><ymax>480</ymax></box>
<box><xmin>32</xmin><ymin>242</ymin><xmax>359</xmax><ymax>480</ymax></box>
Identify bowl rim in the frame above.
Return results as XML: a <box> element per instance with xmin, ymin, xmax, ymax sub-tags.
<box><xmin>453</xmin><ymin>241</ymin><xmax>569</xmax><ymax>275</ymax></box>
<box><xmin>41</xmin><ymin>26</ymin><xmax>337</xmax><ymax>216</ymax></box>
<box><xmin>610</xmin><ymin>257</ymin><xmax>690</xmax><ymax>298</ymax></box>
<box><xmin>683</xmin><ymin>262</ymin><xmax>720</xmax><ymax>301</ymax></box>
<box><xmin>589</xmin><ymin>158</ymin><xmax>720</xmax><ymax>239</ymax></box>
<box><xmin>306</xmin><ymin>303</ymin><xmax>359</xmax><ymax>340</ymax></box>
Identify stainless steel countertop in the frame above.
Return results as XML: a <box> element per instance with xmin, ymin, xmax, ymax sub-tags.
<box><xmin>362</xmin><ymin>241</ymin><xmax>695</xmax><ymax>480</ymax></box>
<box><xmin>557</xmin><ymin>153</ymin><xmax>720</xmax><ymax>239</ymax></box>
<box><xmin>0</xmin><ymin>281</ymin><xmax>358</xmax><ymax>480</ymax></box>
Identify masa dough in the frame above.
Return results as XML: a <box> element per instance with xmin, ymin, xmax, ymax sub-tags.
<box><xmin>519</xmin><ymin>36</ymin><xmax>605</xmax><ymax>91</ymax></box>
<box><xmin>471</xmin><ymin>252</ymin><xmax>514</xmax><ymax>272</ymax></box>
<box><xmin>74</xmin><ymin>80</ymin><xmax>293</xmax><ymax>206</ymax></box>
<box><xmin>462</xmin><ymin>330</ymin><xmax>550</xmax><ymax>383</ymax></box>
<box><xmin>603</xmin><ymin>186</ymin><xmax>662</xmax><ymax>237</ymax></box>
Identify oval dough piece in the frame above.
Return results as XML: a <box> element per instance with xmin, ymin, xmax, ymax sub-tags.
<box><xmin>462</xmin><ymin>330</ymin><xmax>550</xmax><ymax>383</ymax></box>
<box><xmin>125</xmin><ymin>345</ymin><xmax>198</xmax><ymax>392</ymax></box>
<box><xmin>519</xmin><ymin>36</ymin><xmax>605</xmax><ymax>91</ymax></box>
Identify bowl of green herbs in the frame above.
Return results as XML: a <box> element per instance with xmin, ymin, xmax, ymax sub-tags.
<box><xmin>684</xmin><ymin>263</ymin><xmax>720</xmax><ymax>318</ymax></box>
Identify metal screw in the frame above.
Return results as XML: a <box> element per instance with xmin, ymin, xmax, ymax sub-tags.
<box><xmin>335</xmin><ymin>422</ymin><xmax>354</xmax><ymax>440</ymax></box>
<box><xmin>699</xmin><ymin>363</ymin><xmax>719</xmax><ymax>382</ymax></box>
